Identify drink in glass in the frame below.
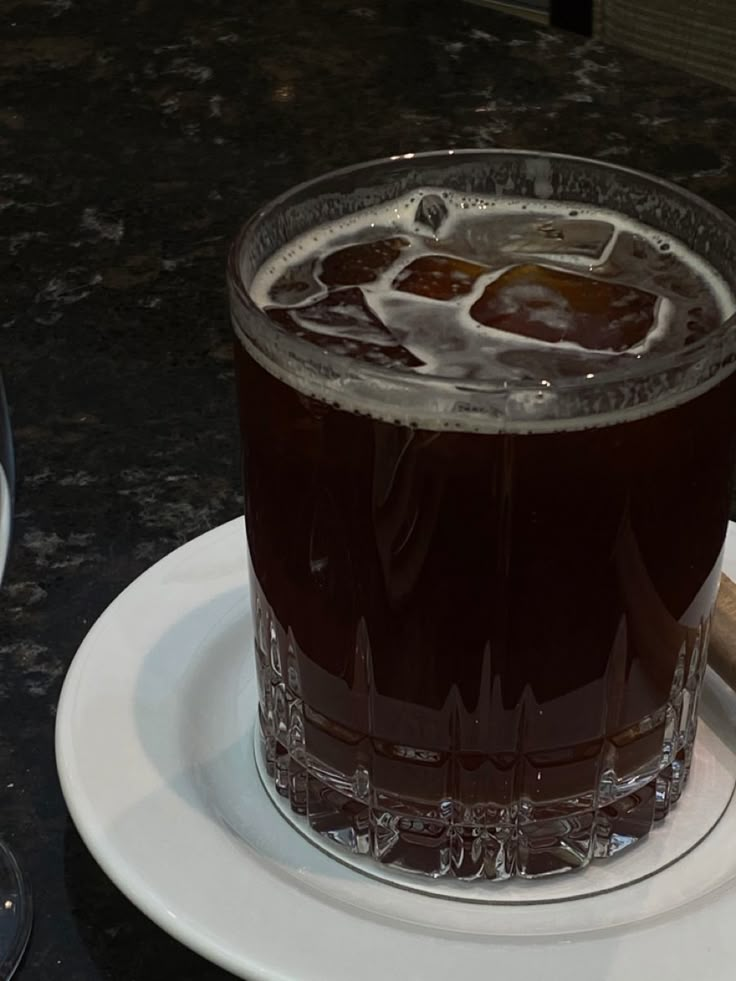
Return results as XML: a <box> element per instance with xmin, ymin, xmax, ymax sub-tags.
<box><xmin>229</xmin><ymin>151</ymin><xmax>736</xmax><ymax>879</ymax></box>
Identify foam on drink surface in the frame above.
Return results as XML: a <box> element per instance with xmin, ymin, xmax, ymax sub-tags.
<box><xmin>245</xmin><ymin>188</ymin><xmax>736</xmax><ymax>431</ymax></box>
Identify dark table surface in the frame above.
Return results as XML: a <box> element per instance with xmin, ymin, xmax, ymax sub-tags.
<box><xmin>2</xmin><ymin>0</ymin><xmax>736</xmax><ymax>976</ymax></box>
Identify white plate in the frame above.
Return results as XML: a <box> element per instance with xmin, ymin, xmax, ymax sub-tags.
<box><xmin>56</xmin><ymin>519</ymin><xmax>736</xmax><ymax>981</ymax></box>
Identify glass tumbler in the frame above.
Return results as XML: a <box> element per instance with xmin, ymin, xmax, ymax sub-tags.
<box><xmin>228</xmin><ymin>150</ymin><xmax>736</xmax><ymax>880</ymax></box>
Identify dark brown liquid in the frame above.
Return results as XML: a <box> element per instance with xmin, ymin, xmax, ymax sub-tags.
<box><xmin>236</xmin><ymin>193</ymin><xmax>736</xmax><ymax>876</ymax></box>
<box><xmin>236</xmin><ymin>341</ymin><xmax>736</xmax><ymax>809</ymax></box>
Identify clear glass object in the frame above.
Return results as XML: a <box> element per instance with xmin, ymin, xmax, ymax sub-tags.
<box><xmin>229</xmin><ymin>150</ymin><xmax>736</xmax><ymax>880</ymax></box>
<box><xmin>0</xmin><ymin>377</ymin><xmax>32</xmax><ymax>969</ymax></box>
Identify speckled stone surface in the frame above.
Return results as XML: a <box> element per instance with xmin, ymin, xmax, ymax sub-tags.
<box><xmin>1</xmin><ymin>0</ymin><xmax>736</xmax><ymax>976</ymax></box>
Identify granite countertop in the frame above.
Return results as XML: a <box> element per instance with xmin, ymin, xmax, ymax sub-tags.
<box><xmin>1</xmin><ymin>0</ymin><xmax>736</xmax><ymax>976</ymax></box>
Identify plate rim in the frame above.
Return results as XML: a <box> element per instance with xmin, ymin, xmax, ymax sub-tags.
<box><xmin>55</xmin><ymin>518</ymin><xmax>736</xmax><ymax>980</ymax></box>
<box><xmin>55</xmin><ymin>519</ymin><xmax>270</xmax><ymax>980</ymax></box>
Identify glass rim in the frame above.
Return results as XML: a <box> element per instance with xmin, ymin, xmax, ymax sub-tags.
<box><xmin>228</xmin><ymin>147</ymin><xmax>736</xmax><ymax>402</ymax></box>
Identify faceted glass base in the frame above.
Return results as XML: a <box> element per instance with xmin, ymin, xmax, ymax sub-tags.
<box><xmin>256</xmin><ymin>637</ymin><xmax>705</xmax><ymax>881</ymax></box>
<box><xmin>253</xmin><ymin>566</ymin><xmax>710</xmax><ymax>882</ymax></box>
<box><xmin>258</xmin><ymin>726</ymin><xmax>696</xmax><ymax>882</ymax></box>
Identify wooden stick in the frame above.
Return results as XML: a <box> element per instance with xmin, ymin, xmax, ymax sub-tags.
<box><xmin>710</xmin><ymin>575</ymin><xmax>736</xmax><ymax>690</ymax></box>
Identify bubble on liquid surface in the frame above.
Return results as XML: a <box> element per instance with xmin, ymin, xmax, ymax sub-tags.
<box><xmin>413</xmin><ymin>193</ymin><xmax>449</xmax><ymax>238</ymax></box>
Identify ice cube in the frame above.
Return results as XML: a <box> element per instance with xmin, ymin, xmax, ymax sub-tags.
<box><xmin>265</xmin><ymin>287</ymin><xmax>423</xmax><ymax>368</ymax></box>
<box><xmin>319</xmin><ymin>236</ymin><xmax>410</xmax><ymax>287</ymax></box>
<box><xmin>557</xmin><ymin>219</ymin><xmax>615</xmax><ymax>258</ymax></box>
<box><xmin>437</xmin><ymin>213</ymin><xmax>545</xmax><ymax>264</ymax></box>
<box><xmin>591</xmin><ymin>230</ymin><xmax>650</xmax><ymax>279</ymax></box>
<box><xmin>434</xmin><ymin>214</ymin><xmax>614</xmax><ymax>266</ymax></box>
<box><xmin>392</xmin><ymin>254</ymin><xmax>489</xmax><ymax>301</ymax></box>
<box><xmin>269</xmin><ymin>258</ymin><xmax>323</xmax><ymax>305</ymax></box>
<box><xmin>413</xmin><ymin>193</ymin><xmax>449</xmax><ymax>238</ymax></box>
<box><xmin>594</xmin><ymin>230</ymin><xmax>705</xmax><ymax>301</ymax></box>
<box><xmin>470</xmin><ymin>263</ymin><xmax>657</xmax><ymax>352</ymax></box>
<box><xmin>510</xmin><ymin>218</ymin><xmax>615</xmax><ymax>260</ymax></box>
